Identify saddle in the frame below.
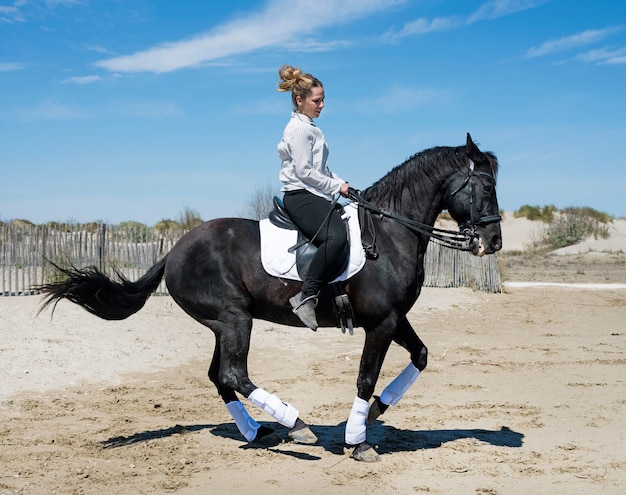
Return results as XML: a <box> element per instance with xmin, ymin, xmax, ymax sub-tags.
<box><xmin>269</xmin><ymin>197</ymin><xmax>349</xmax><ymax>278</ymax></box>
<box><xmin>268</xmin><ymin>196</ymin><xmax>354</xmax><ymax>334</ymax></box>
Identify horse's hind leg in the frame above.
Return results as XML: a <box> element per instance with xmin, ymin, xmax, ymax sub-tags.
<box><xmin>208</xmin><ymin>339</ymin><xmax>270</xmax><ymax>442</ymax></box>
<box><xmin>208</xmin><ymin>316</ymin><xmax>317</xmax><ymax>444</ymax></box>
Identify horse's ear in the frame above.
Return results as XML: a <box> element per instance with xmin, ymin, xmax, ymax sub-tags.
<box><xmin>466</xmin><ymin>133</ymin><xmax>475</xmax><ymax>151</ymax></box>
<box><xmin>466</xmin><ymin>133</ymin><xmax>480</xmax><ymax>159</ymax></box>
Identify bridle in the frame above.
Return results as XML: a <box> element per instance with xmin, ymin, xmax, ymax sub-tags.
<box><xmin>348</xmin><ymin>158</ymin><xmax>501</xmax><ymax>252</ymax></box>
<box><xmin>447</xmin><ymin>158</ymin><xmax>502</xmax><ymax>234</ymax></box>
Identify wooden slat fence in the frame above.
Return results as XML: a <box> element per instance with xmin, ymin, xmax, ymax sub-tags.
<box><xmin>1</xmin><ymin>223</ymin><xmax>501</xmax><ymax>296</ymax></box>
<box><xmin>0</xmin><ymin>224</ymin><xmax>182</xmax><ymax>296</ymax></box>
<box><xmin>423</xmin><ymin>241</ymin><xmax>502</xmax><ymax>292</ymax></box>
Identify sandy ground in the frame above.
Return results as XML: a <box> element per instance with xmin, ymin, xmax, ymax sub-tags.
<box><xmin>1</xmin><ymin>218</ymin><xmax>625</xmax><ymax>495</ymax></box>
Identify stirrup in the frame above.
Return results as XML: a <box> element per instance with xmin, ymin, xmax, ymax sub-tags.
<box><xmin>334</xmin><ymin>293</ymin><xmax>354</xmax><ymax>335</ymax></box>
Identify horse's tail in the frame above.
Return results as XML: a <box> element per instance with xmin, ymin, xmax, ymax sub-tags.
<box><xmin>37</xmin><ymin>256</ymin><xmax>168</xmax><ymax>320</ymax></box>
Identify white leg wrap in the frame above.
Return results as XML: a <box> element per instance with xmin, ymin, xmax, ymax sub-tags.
<box><xmin>248</xmin><ymin>388</ymin><xmax>299</xmax><ymax>429</ymax></box>
<box><xmin>379</xmin><ymin>362</ymin><xmax>420</xmax><ymax>406</ymax></box>
<box><xmin>226</xmin><ymin>400</ymin><xmax>260</xmax><ymax>443</ymax></box>
<box><xmin>345</xmin><ymin>396</ymin><xmax>369</xmax><ymax>445</ymax></box>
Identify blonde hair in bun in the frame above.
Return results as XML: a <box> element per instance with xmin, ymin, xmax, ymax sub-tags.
<box><xmin>277</xmin><ymin>65</ymin><xmax>323</xmax><ymax>108</ymax></box>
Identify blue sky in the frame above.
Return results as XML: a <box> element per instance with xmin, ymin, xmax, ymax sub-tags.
<box><xmin>1</xmin><ymin>0</ymin><xmax>625</xmax><ymax>225</ymax></box>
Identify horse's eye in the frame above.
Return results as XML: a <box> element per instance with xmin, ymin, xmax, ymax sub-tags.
<box><xmin>479</xmin><ymin>179</ymin><xmax>494</xmax><ymax>194</ymax></box>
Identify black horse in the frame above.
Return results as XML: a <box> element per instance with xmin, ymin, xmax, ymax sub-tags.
<box><xmin>39</xmin><ymin>133</ymin><xmax>502</xmax><ymax>462</ymax></box>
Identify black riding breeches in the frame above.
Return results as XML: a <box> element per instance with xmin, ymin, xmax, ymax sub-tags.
<box><xmin>283</xmin><ymin>189</ymin><xmax>349</xmax><ymax>298</ymax></box>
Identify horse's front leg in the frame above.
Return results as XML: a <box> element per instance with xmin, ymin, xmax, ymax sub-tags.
<box><xmin>367</xmin><ymin>316</ymin><xmax>428</xmax><ymax>424</ymax></box>
<box><xmin>345</xmin><ymin>323</ymin><xmax>395</xmax><ymax>462</ymax></box>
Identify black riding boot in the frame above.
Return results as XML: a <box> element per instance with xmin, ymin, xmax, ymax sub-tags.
<box><xmin>289</xmin><ymin>292</ymin><xmax>318</xmax><ymax>331</ymax></box>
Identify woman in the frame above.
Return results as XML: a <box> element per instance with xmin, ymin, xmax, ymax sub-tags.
<box><xmin>276</xmin><ymin>65</ymin><xmax>350</xmax><ymax>331</ymax></box>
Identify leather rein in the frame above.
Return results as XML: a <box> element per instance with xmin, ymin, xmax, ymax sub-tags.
<box><xmin>348</xmin><ymin>160</ymin><xmax>501</xmax><ymax>252</ymax></box>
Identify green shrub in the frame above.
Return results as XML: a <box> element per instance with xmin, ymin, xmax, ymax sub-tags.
<box><xmin>542</xmin><ymin>208</ymin><xmax>611</xmax><ymax>249</ymax></box>
<box><xmin>118</xmin><ymin>221</ymin><xmax>149</xmax><ymax>242</ymax></box>
<box><xmin>43</xmin><ymin>256</ymin><xmax>73</xmax><ymax>286</ymax></box>
<box><xmin>177</xmin><ymin>207</ymin><xmax>203</xmax><ymax>230</ymax></box>
<box><xmin>561</xmin><ymin>206</ymin><xmax>613</xmax><ymax>224</ymax></box>
<box><xmin>514</xmin><ymin>204</ymin><xmax>557</xmax><ymax>222</ymax></box>
<box><xmin>81</xmin><ymin>222</ymin><xmax>101</xmax><ymax>233</ymax></box>
<box><xmin>155</xmin><ymin>219</ymin><xmax>180</xmax><ymax>232</ymax></box>
<box><xmin>10</xmin><ymin>219</ymin><xmax>35</xmax><ymax>228</ymax></box>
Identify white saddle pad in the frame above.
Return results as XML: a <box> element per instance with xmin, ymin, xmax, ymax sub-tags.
<box><xmin>259</xmin><ymin>202</ymin><xmax>366</xmax><ymax>282</ymax></box>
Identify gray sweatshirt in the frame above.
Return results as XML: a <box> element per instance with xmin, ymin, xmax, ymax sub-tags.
<box><xmin>278</xmin><ymin>111</ymin><xmax>344</xmax><ymax>201</ymax></box>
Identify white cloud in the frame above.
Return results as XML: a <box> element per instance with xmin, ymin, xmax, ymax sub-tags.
<box><xmin>526</xmin><ymin>27</ymin><xmax>623</xmax><ymax>58</ymax></box>
<box><xmin>604</xmin><ymin>55</ymin><xmax>626</xmax><ymax>65</ymax></box>
<box><xmin>85</xmin><ymin>44</ymin><xmax>115</xmax><ymax>55</ymax></box>
<box><xmin>0</xmin><ymin>3</ymin><xmax>24</xmax><ymax>23</ymax></box>
<box><xmin>44</xmin><ymin>0</ymin><xmax>83</xmax><ymax>6</ymax></box>
<box><xmin>284</xmin><ymin>38</ymin><xmax>352</xmax><ymax>53</ymax></box>
<box><xmin>386</xmin><ymin>16</ymin><xmax>460</xmax><ymax>38</ymax></box>
<box><xmin>233</xmin><ymin>98</ymin><xmax>285</xmax><ymax>116</ymax></box>
<box><xmin>14</xmin><ymin>97</ymin><xmax>183</xmax><ymax>122</ymax></box>
<box><xmin>384</xmin><ymin>0</ymin><xmax>545</xmax><ymax>40</ymax></box>
<box><xmin>467</xmin><ymin>0</ymin><xmax>548</xmax><ymax>23</ymax></box>
<box><xmin>108</xmin><ymin>101</ymin><xmax>183</xmax><ymax>119</ymax></box>
<box><xmin>62</xmin><ymin>75</ymin><xmax>102</xmax><ymax>84</ymax></box>
<box><xmin>0</xmin><ymin>62</ymin><xmax>25</xmax><ymax>71</ymax></box>
<box><xmin>95</xmin><ymin>0</ymin><xmax>403</xmax><ymax>73</ymax></box>
<box><xmin>354</xmin><ymin>85</ymin><xmax>451</xmax><ymax>114</ymax></box>
<box><xmin>1</xmin><ymin>0</ymin><xmax>82</xmax><ymax>23</ymax></box>
<box><xmin>17</xmin><ymin>97</ymin><xmax>86</xmax><ymax>122</ymax></box>
<box><xmin>577</xmin><ymin>46</ymin><xmax>626</xmax><ymax>65</ymax></box>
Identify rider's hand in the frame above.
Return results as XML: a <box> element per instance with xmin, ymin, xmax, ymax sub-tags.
<box><xmin>340</xmin><ymin>182</ymin><xmax>350</xmax><ymax>197</ymax></box>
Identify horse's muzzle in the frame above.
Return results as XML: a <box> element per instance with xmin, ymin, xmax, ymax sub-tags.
<box><xmin>469</xmin><ymin>226</ymin><xmax>502</xmax><ymax>256</ymax></box>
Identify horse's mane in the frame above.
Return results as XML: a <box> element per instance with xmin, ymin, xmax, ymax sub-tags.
<box><xmin>362</xmin><ymin>145</ymin><xmax>498</xmax><ymax>210</ymax></box>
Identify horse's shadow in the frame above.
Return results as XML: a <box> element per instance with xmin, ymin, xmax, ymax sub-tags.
<box><xmin>100</xmin><ymin>423</ymin><xmax>216</xmax><ymax>448</ymax></box>
<box><xmin>100</xmin><ymin>420</ymin><xmax>524</xmax><ymax>458</ymax></box>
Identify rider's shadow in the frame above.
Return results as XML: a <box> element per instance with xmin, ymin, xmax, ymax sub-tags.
<box><xmin>364</xmin><ymin>422</ymin><xmax>524</xmax><ymax>454</ymax></box>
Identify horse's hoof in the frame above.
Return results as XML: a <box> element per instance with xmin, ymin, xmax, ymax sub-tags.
<box><xmin>289</xmin><ymin>427</ymin><xmax>318</xmax><ymax>445</ymax></box>
<box><xmin>288</xmin><ymin>418</ymin><xmax>318</xmax><ymax>445</ymax></box>
<box><xmin>253</xmin><ymin>425</ymin><xmax>281</xmax><ymax>446</ymax></box>
<box><xmin>366</xmin><ymin>395</ymin><xmax>388</xmax><ymax>425</ymax></box>
<box><xmin>350</xmin><ymin>442</ymin><xmax>380</xmax><ymax>462</ymax></box>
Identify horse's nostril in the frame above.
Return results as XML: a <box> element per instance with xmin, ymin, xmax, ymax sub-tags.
<box><xmin>491</xmin><ymin>236</ymin><xmax>502</xmax><ymax>251</ymax></box>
